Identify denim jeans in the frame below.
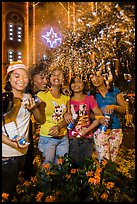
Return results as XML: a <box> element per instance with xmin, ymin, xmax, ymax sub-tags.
<box><xmin>2</xmin><ymin>154</ymin><xmax>26</xmax><ymax>201</ymax></box>
<box><xmin>69</xmin><ymin>138</ymin><xmax>93</xmax><ymax>167</ymax></box>
<box><xmin>38</xmin><ymin>135</ymin><xmax>69</xmax><ymax>167</ymax></box>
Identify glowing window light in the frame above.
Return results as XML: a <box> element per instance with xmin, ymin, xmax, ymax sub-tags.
<box><xmin>42</xmin><ymin>27</ymin><xmax>62</xmax><ymax>48</ymax></box>
<box><xmin>9</xmin><ymin>23</ymin><xmax>14</xmax><ymax>41</ymax></box>
<box><xmin>8</xmin><ymin>50</ymin><xmax>13</xmax><ymax>62</ymax></box>
<box><xmin>18</xmin><ymin>27</ymin><xmax>22</xmax><ymax>30</ymax></box>
<box><xmin>17</xmin><ymin>26</ymin><xmax>22</xmax><ymax>42</ymax></box>
<box><xmin>17</xmin><ymin>51</ymin><xmax>22</xmax><ymax>60</ymax></box>
<box><xmin>18</xmin><ymin>51</ymin><xmax>21</xmax><ymax>55</ymax></box>
<box><xmin>9</xmin><ymin>24</ymin><xmax>13</xmax><ymax>28</ymax></box>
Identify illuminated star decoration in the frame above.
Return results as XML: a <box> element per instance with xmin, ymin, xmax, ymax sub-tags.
<box><xmin>42</xmin><ymin>27</ymin><xmax>62</xmax><ymax>48</ymax></box>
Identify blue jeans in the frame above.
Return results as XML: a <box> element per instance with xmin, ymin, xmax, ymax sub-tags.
<box><xmin>38</xmin><ymin>135</ymin><xmax>69</xmax><ymax>167</ymax></box>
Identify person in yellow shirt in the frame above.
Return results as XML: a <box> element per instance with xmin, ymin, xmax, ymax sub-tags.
<box><xmin>37</xmin><ymin>65</ymin><xmax>70</xmax><ymax>168</ymax></box>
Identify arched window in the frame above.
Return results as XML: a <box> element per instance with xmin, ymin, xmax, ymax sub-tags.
<box><xmin>6</xmin><ymin>12</ymin><xmax>24</xmax><ymax>62</ymax></box>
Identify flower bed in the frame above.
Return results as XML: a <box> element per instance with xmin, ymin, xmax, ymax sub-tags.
<box><xmin>2</xmin><ymin>126</ymin><xmax>135</xmax><ymax>202</ymax></box>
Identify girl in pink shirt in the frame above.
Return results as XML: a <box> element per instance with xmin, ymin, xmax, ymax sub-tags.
<box><xmin>64</xmin><ymin>76</ymin><xmax>103</xmax><ymax>167</ymax></box>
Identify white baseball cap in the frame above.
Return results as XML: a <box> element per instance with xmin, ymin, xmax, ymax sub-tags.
<box><xmin>7</xmin><ymin>60</ymin><xmax>28</xmax><ymax>74</ymax></box>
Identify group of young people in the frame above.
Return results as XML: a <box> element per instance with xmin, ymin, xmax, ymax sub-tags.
<box><xmin>2</xmin><ymin>60</ymin><xmax>127</xmax><ymax>201</ymax></box>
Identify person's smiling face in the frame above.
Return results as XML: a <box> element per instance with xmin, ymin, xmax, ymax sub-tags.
<box><xmin>91</xmin><ymin>75</ymin><xmax>104</xmax><ymax>87</ymax></box>
<box><xmin>71</xmin><ymin>77</ymin><xmax>84</xmax><ymax>93</ymax></box>
<box><xmin>50</xmin><ymin>69</ymin><xmax>64</xmax><ymax>87</ymax></box>
<box><xmin>33</xmin><ymin>72</ymin><xmax>48</xmax><ymax>91</ymax></box>
<box><xmin>10</xmin><ymin>68</ymin><xmax>29</xmax><ymax>91</ymax></box>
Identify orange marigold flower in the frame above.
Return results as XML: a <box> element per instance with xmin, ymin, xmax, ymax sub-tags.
<box><xmin>71</xmin><ymin>168</ymin><xmax>77</xmax><ymax>174</ymax></box>
<box><xmin>95</xmin><ymin>161</ymin><xmax>101</xmax><ymax>168</ymax></box>
<box><xmin>88</xmin><ymin>177</ymin><xmax>100</xmax><ymax>185</ymax></box>
<box><xmin>101</xmin><ymin>192</ymin><xmax>108</xmax><ymax>200</ymax></box>
<box><xmin>57</xmin><ymin>158</ymin><xmax>63</xmax><ymax>165</ymax></box>
<box><xmin>106</xmin><ymin>182</ymin><xmax>114</xmax><ymax>189</ymax></box>
<box><xmin>88</xmin><ymin>177</ymin><xmax>95</xmax><ymax>184</ymax></box>
<box><xmin>94</xmin><ymin>177</ymin><xmax>100</xmax><ymax>185</ymax></box>
<box><xmin>47</xmin><ymin>171</ymin><xmax>55</xmax><ymax>175</ymax></box>
<box><xmin>94</xmin><ymin>172</ymin><xmax>101</xmax><ymax>179</ymax></box>
<box><xmin>86</xmin><ymin>171</ymin><xmax>93</xmax><ymax>177</ymax></box>
<box><xmin>43</xmin><ymin>163</ymin><xmax>50</xmax><ymax>170</ymax></box>
<box><xmin>96</xmin><ymin>167</ymin><xmax>102</xmax><ymax>173</ymax></box>
<box><xmin>36</xmin><ymin>192</ymin><xmax>44</xmax><ymax>202</ymax></box>
<box><xmin>66</xmin><ymin>174</ymin><xmax>71</xmax><ymax>180</ymax></box>
<box><xmin>23</xmin><ymin>181</ymin><xmax>31</xmax><ymax>187</ymax></box>
<box><xmin>45</xmin><ymin>195</ymin><xmax>56</xmax><ymax>202</ymax></box>
<box><xmin>2</xmin><ymin>193</ymin><xmax>9</xmax><ymax>200</ymax></box>
<box><xmin>102</xmin><ymin>159</ymin><xmax>108</xmax><ymax>166</ymax></box>
<box><xmin>31</xmin><ymin>176</ymin><xmax>37</xmax><ymax>183</ymax></box>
